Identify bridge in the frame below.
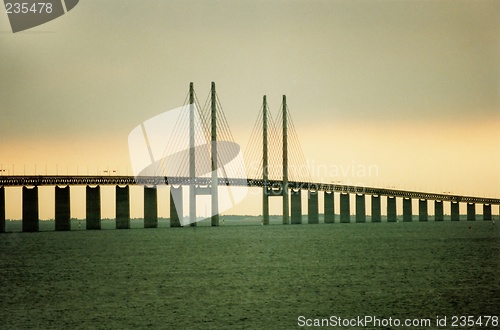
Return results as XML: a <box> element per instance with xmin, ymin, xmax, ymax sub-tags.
<box><xmin>1</xmin><ymin>82</ymin><xmax>498</xmax><ymax>232</ymax></box>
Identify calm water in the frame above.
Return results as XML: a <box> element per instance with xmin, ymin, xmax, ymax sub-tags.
<box><xmin>1</xmin><ymin>221</ymin><xmax>499</xmax><ymax>329</ymax></box>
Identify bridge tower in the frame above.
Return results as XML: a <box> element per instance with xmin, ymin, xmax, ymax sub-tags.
<box><xmin>262</xmin><ymin>96</ymin><xmax>270</xmax><ymax>225</ymax></box>
<box><xmin>189</xmin><ymin>82</ymin><xmax>197</xmax><ymax>227</ymax></box>
<box><xmin>211</xmin><ymin>82</ymin><xmax>219</xmax><ymax>226</ymax></box>
<box><xmin>171</xmin><ymin>82</ymin><xmax>221</xmax><ymax>226</ymax></box>
<box><xmin>260</xmin><ymin>95</ymin><xmax>293</xmax><ymax>225</ymax></box>
<box><xmin>282</xmin><ymin>95</ymin><xmax>289</xmax><ymax>225</ymax></box>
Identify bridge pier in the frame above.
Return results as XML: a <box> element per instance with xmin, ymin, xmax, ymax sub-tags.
<box><xmin>144</xmin><ymin>186</ymin><xmax>158</xmax><ymax>228</ymax></box>
<box><xmin>371</xmin><ymin>195</ymin><xmax>381</xmax><ymax>222</ymax></box>
<box><xmin>419</xmin><ymin>199</ymin><xmax>428</xmax><ymax>222</ymax></box>
<box><xmin>307</xmin><ymin>190</ymin><xmax>319</xmax><ymax>224</ymax></box>
<box><xmin>451</xmin><ymin>201</ymin><xmax>460</xmax><ymax>221</ymax></box>
<box><xmin>0</xmin><ymin>186</ymin><xmax>5</xmax><ymax>233</ymax></box>
<box><xmin>22</xmin><ymin>186</ymin><xmax>39</xmax><ymax>232</ymax></box>
<box><xmin>282</xmin><ymin>187</ymin><xmax>290</xmax><ymax>225</ymax></box>
<box><xmin>467</xmin><ymin>203</ymin><xmax>476</xmax><ymax>221</ymax></box>
<box><xmin>403</xmin><ymin>198</ymin><xmax>412</xmax><ymax>222</ymax></box>
<box><xmin>324</xmin><ymin>191</ymin><xmax>334</xmax><ymax>223</ymax></box>
<box><xmin>116</xmin><ymin>186</ymin><xmax>130</xmax><ymax>229</ymax></box>
<box><xmin>387</xmin><ymin>196</ymin><xmax>397</xmax><ymax>222</ymax></box>
<box><xmin>55</xmin><ymin>186</ymin><xmax>71</xmax><ymax>231</ymax></box>
<box><xmin>434</xmin><ymin>200</ymin><xmax>444</xmax><ymax>221</ymax></box>
<box><xmin>169</xmin><ymin>186</ymin><xmax>182</xmax><ymax>227</ymax></box>
<box><xmin>86</xmin><ymin>186</ymin><xmax>101</xmax><ymax>230</ymax></box>
<box><xmin>340</xmin><ymin>193</ymin><xmax>350</xmax><ymax>223</ymax></box>
<box><xmin>355</xmin><ymin>194</ymin><xmax>366</xmax><ymax>223</ymax></box>
<box><xmin>483</xmin><ymin>204</ymin><xmax>492</xmax><ymax>221</ymax></box>
<box><xmin>263</xmin><ymin>188</ymin><xmax>269</xmax><ymax>225</ymax></box>
<box><xmin>291</xmin><ymin>189</ymin><xmax>302</xmax><ymax>224</ymax></box>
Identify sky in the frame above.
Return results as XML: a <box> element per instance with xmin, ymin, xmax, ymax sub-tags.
<box><xmin>1</xmin><ymin>0</ymin><xmax>499</xmax><ymax>219</ymax></box>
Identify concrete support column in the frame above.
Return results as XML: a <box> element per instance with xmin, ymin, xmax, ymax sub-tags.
<box><xmin>144</xmin><ymin>186</ymin><xmax>158</xmax><ymax>228</ymax></box>
<box><xmin>307</xmin><ymin>190</ymin><xmax>319</xmax><ymax>224</ymax></box>
<box><xmin>340</xmin><ymin>193</ymin><xmax>350</xmax><ymax>223</ymax></box>
<box><xmin>282</xmin><ymin>187</ymin><xmax>289</xmax><ymax>225</ymax></box>
<box><xmin>282</xmin><ymin>95</ymin><xmax>289</xmax><ymax>225</ymax></box>
<box><xmin>387</xmin><ymin>196</ymin><xmax>397</xmax><ymax>222</ymax></box>
<box><xmin>291</xmin><ymin>189</ymin><xmax>302</xmax><ymax>224</ymax></box>
<box><xmin>419</xmin><ymin>199</ymin><xmax>428</xmax><ymax>222</ymax></box>
<box><xmin>403</xmin><ymin>198</ymin><xmax>412</xmax><ymax>222</ymax></box>
<box><xmin>189</xmin><ymin>82</ymin><xmax>196</xmax><ymax>226</ymax></box>
<box><xmin>483</xmin><ymin>204</ymin><xmax>492</xmax><ymax>221</ymax></box>
<box><xmin>22</xmin><ymin>186</ymin><xmax>39</xmax><ymax>232</ymax></box>
<box><xmin>263</xmin><ymin>188</ymin><xmax>269</xmax><ymax>225</ymax></box>
<box><xmin>262</xmin><ymin>95</ymin><xmax>269</xmax><ymax>226</ymax></box>
<box><xmin>451</xmin><ymin>202</ymin><xmax>460</xmax><ymax>221</ymax></box>
<box><xmin>169</xmin><ymin>186</ymin><xmax>183</xmax><ymax>227</ymax></box>
<box><xmin>355</xmin><ymin>194</ymin><xmax>366</xmax><ymax>223</ymax></box>
<box><xmin>116</xmin><ymin>186</ymin><xmax>130</xmax><ymax>229</ymax></box>
<box><xmin>0</xmin><ymin>186</ymin><xmax>5</xmax><ymax>233</ymax></box>
<box><xmin>86</xmin><ymin>185</ymin><xmax>101</xmax><ymax>230</ymax></box>
<box><xmin>324</xmin><ymin>191</ymin><xmax>334</xmax><ymax>223</ymax></box>
<box><xmin>434</xmin><ymin>200</ymin><xmax>444</xmax><ymax>221</ymax></box>
<box><xmin>371</xmin><ymin>195</ymin><xmax>381</xmax><ymax>222</ymax></box>
<box><xmin>211</xmin><ymin>82</ymin><xmax>219</xmax><ymax>227</ymax></box>
<box><xmin>467</xmin><ymin>203</ymin><xmax>476</xmax><ymax>221</ymax></box>
<box><xmin>55</xmin><ymin>186</ymin><xmax>71</xmax><ymax>231</ymax></box>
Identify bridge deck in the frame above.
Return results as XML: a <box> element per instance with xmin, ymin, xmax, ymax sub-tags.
<box><xmin>0</xmin><ymin>176</ymin><xmax>498</xmax><ymax>205</ymax></box>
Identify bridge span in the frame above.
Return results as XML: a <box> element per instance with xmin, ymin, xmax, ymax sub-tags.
<box><xmin>1</xmin><ymin>83</ymin><xmax>498</xmax><ymax>232</ymax></box>
<box><xmin>0</xmin><ymin>175</ymin><xmax>498</xmax><ymax>233</ymax></box>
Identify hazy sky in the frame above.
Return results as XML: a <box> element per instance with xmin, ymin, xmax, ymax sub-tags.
<box><xmin>1</xmin><ymin>0</ymin><xmax>499</xmax><ymax>219</ymax></box>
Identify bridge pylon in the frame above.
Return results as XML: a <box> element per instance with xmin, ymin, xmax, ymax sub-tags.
<box><xmin>282</xmin><ymin>95</ymin><xmax>289</xmax><ymax>225</ymax></box>
<box><xmin>172</xmin><ymin>81</ymin><xmax>222</xmax><ymax>226</ymax></box>
<box><xmin>189</xmin><ymin>82</ymin><xmax>197</xmax><ymax>227</ymax></box>
<box><xmin>262</xmin><ymin>95</ymin><xmax>270</xmax><ymax>225</ymax></box>
<box><xmin>261</xmin><ymin>95</ymin><xmax>292</xmax><ymax>225</ymax></box>
<box><xmin>210</xmin><ymin>82</ymin><xmax>219</xmax><ymax>226</ymax></box>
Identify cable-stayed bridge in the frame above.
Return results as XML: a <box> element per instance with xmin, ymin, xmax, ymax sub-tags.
<box><xmin>1</xmin><ymin>82</ymin><xmax>498</xmax><ymax>232</ymax></box>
